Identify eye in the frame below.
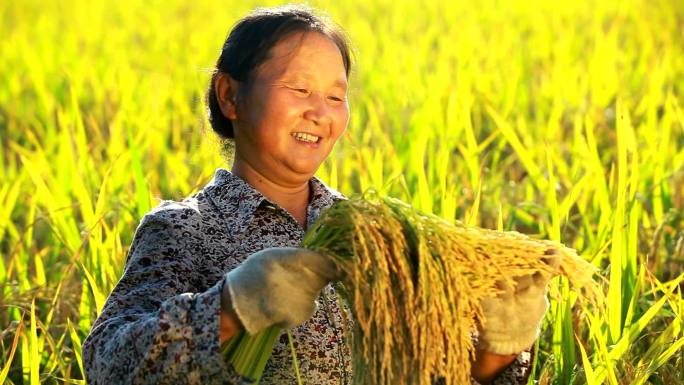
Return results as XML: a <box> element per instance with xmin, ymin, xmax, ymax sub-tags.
<box><xmin>328</xmin><ymin>95</ymin><xmax>346</xmax><ymax>102</ymax></box>
<box><xmin>290</xmin><ymin>87</ymin><xmax>310</xmax><ymax>95</ymax></box>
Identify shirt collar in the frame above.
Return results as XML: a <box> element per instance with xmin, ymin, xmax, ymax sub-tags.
<box><xmin>307</xmin><ymin>175</ymin><xmax>346</xmax><ymax>228</ymax></box>
<box><xmin>204</xmin><ymin>168</ymin><xmax>345</xmax><ymax>237</ymax></box>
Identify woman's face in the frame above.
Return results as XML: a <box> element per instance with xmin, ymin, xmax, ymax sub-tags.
<box><xmin>231</xmin><ymin>32</ymin><xmax>349</xmax><ymax>185</ymax></box>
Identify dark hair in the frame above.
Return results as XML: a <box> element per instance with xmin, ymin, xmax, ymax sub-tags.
<box><xmin>206</xmin><ymin>4</ymin><xmax>352</xmax><ymax>140</ymax></box>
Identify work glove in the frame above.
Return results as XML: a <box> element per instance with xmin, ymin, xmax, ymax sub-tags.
<box><xmin>477</xmin><ymin>251</ymin><xmax>560</xmax><ymax>355</ymax></box>
<box><xmin>221</xmin><ymin>247</ymin><xmax>341</xmax><ymax>335</ymax></box>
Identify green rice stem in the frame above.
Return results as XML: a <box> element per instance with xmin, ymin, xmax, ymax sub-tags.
<box><xmin>223</xmin><ymin>326</ymin><xmax>281</xmax><ymax>383</ymax></box>
<box><xmin>287</xmin><ymin>330</ymin><xmax>304</xmax><ymax>385</ymax></box>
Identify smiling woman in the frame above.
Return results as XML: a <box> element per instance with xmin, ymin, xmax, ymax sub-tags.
<box><xmin>81</xmin><ymin>4</ymin><xmax>534</xmax><ymax>385</ymax></box>
<box><xmin>213</xmin><ymin>31</ymin><xmax>350</xmax><ymax>218</ymax></box>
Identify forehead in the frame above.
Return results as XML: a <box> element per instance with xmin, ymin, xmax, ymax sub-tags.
<box><xmin>256</xmin><ymin>32</ymin><xmax>347</xmax><ymax>83</ymax></box>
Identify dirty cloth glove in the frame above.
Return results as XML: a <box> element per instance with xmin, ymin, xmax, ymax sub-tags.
<box><xmin>477</xmin><ymin>252</ymin><xmax>561</xmax><ymax>355</ymax></box>
<box><xmin>221</xmin><ymin>247</ymin><xmax>341</xmax><ymax>335</ymax></box>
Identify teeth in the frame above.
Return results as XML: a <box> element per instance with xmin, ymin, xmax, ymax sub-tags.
<box><xmin>291</xmin><ymin>132</ymin><xmax>320</xmax><ymax>143</ymax></box>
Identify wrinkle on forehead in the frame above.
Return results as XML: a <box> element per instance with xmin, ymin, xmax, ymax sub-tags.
<box><xmin>255</xmin><ymin>31</ymin><xmax>346</xmax><ymax>83</ymax></box>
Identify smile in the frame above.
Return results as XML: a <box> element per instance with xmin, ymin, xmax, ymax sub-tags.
<box><xmin>291</xmin><ymin>132</ymin><xmax>321</xmax><ymax>144</ymax></box>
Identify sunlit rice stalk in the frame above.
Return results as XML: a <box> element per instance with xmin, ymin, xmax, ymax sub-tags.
<box><xmin>220</xmin><ymin>192</ymin><xmax>599</xmax><ymax>384</ymax></box>
<box><xmin>302</xmin><ymin>193</ymin><xmax>600</xmax><ymax>385</ymax></box>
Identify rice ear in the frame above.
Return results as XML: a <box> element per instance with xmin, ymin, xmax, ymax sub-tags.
<box><xmin>303</xmin><ymin>192</ymin><xmax>600</xmax><ymax>385</ymax></box>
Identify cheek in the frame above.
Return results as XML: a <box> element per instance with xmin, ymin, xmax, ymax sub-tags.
<box><xmin>237</xmin><ymin>90</ymin><xmax>267</xmax><ymax>130</ymax></box>
<box><xmin>244</xmin><ymin>86</ymin><xmax>289</xmax><ymax>120</ymax></box>
<box><xmin>269</xmin><ymin>87</ymin><xmax>301</xmax><ymax>110</ymax></box>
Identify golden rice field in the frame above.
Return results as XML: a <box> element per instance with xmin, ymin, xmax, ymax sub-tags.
<box><xmin>1</xmin><ymin>0</ymin><xmax>683</xmax><ymax>383</ymax></box>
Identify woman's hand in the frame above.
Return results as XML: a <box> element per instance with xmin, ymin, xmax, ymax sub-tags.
<box><xmin>220</xmin><ymin>247</ymin><xmax>342</xmax><ymax>338</ymax></box>
<box><xmin>470</xmin><ymin>348</ymin><xmax>519</xmax><ymax>384</ymax></box>
<box><xmin>219</xmin><ymin>294</ymin><xmax>243</xmax><ymax>343</ymax></box>
<box><xmin>477</xmin><ymin>252</ymin><xmax>560</xmax><ymax>356</ymax></box>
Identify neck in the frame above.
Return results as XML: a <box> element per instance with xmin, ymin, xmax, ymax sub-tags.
<box><xmin>231</xmin><ymin>160</ymin><xmax>310</xmax><ymax>228</ymax></box>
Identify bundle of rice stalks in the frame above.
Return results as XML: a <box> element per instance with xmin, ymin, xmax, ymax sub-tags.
<box><xmin>224</xmin><ymin>193</ymin><xmax>599</xmax><ymax>385</ymax></box>
<box><xmin>301</xmin><ymin>193</ymin><xmax>600</xmax><ymax>385</ymax></box>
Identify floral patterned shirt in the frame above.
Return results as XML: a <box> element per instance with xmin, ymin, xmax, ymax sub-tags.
<box><xmin>82</xmin><ymin>167</ymin><xmax>532</xmax><ymax>385</ymax></box>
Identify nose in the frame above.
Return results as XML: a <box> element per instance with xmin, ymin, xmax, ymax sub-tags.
<box><xmin>303</xmin><ymin>92</ymin><xmax>332</xmax><ymax>126</ymax></box>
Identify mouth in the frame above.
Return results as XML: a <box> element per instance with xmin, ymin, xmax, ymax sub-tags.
<box><xmin>291</xmin><ymin>132</ymin><xmax>322</xmax><ymax>144</ymax></box>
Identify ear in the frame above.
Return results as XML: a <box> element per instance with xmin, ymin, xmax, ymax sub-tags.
<box><xmin>214</xmin><ymin>73</ymin><xmax>239</xmax><ymax>120</ymax></box>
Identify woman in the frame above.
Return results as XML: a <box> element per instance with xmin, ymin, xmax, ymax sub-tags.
<box><xmin>82</xmin><ymin>5</ymin><xmax>550</xmax><ymax>384</ymax></box>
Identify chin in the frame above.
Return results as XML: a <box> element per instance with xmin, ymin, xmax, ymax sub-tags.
<box><xmin>288</xmin><ymin>161</ymin><xmax>322</xmax><ymax>177</ymax></box>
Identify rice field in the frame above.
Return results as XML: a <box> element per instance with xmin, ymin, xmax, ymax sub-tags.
<box><xmin>1</xmin><ymin>0</ymin><xmax>683</xmax><ymax>383</ymax></box>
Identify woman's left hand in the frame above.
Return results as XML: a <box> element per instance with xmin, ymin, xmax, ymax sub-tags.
<box><xmin>477</xmin><ymin>252</ymin><xmax>560</xmax><ymax>355</ymax></box>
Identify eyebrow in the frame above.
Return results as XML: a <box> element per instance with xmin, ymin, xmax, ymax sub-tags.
<box><xmin>332</xmin><ymin>79</ymin><xmax>348</xmax><ymax>90</ymax></box>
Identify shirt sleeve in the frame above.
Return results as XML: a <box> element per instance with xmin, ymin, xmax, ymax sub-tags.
<box><xmin>82</xmin><ymin>203</ymin><xmax>249</xmax><ymax>385</ymax></box>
